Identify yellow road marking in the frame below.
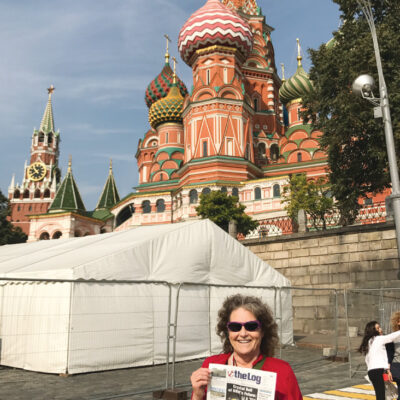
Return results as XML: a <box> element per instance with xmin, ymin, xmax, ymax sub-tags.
<box><xmin>324</xmin><ymin>390</ymin><xmax>376</xmax><ymax>400</ymax></box>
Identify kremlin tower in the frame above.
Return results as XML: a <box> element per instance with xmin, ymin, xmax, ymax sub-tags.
<box><xmin>8</xmin><ymin>86</ymin><xmax>61</xmax><ymax>235</ymax></box>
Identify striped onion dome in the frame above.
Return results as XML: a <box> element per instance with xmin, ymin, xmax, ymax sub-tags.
<box><xmin>178</xmin><ymin>0</ymin><xmax>253</xmax><ymax>66</ymax></box>
<box><xmin>279</xmin><ymin>61</ymin><xmax>313</xmax><ymax>105</ymax></box>
<box><xmin>145</xmin><ymin>61</ymin><xmax>188</xmax><ymax>108</ymax></box>
<box><xmin>148</xmin><ymin>82</ymin><xmax>184</xmax><ymax>129</ymax></box>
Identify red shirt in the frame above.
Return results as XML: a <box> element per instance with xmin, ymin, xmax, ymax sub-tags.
<box><xmin>193</xmin><ymin>353</ymin><xmax>303</xmax><ymax>400</ymax></box>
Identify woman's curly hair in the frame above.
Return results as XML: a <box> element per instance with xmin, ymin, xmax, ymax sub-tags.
<box><xmin>216</xmin><ymin>294</ymin><xmax>278</xmax><ymax>357</ymax></box>
<box><xmin>391</xmin><ymin>311</ymin><xmax>400</xmax><ymax>332</ymax></box>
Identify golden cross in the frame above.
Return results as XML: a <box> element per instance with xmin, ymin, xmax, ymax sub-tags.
<box><xmin>172</xmin><ymin>57</ymin><xmax>177</xmax><ymax>83</ymax></box>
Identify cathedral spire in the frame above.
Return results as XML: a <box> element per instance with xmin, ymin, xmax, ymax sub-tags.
<box><xmin>39</xmin><ymin>85</ymin><xmax>55</xmax><ymax>133</ymax></box>
<box><xmin>95</xmin><ymin>159</ymin><xmax>120</xmax><ymax>210</ymax></box>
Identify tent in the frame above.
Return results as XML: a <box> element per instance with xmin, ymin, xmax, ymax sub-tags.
<box><xmin>0</xmin><ymin>219</ymin><xmax>292</xmax><ymax>374</ymax></box>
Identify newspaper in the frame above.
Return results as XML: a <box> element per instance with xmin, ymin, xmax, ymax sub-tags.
<box><xmin>207</xmin><ymin>363</ymin><xmax>277</xmax><ymax>400</ymax></box>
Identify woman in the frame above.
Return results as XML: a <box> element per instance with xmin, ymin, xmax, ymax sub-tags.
<box><xmin>190</xmin><ymin>294</ymin><xmax>302</xmax><ymax>400</ymax></box>
<box><xmin>386</xmin><ymin>311</ymin><xmax>400</xmax><ymax>399</ymax></box>
<box><xmin>358</xmin><ymin>320</ymin><xmax>400</xmax><ymax>400</ymax></box>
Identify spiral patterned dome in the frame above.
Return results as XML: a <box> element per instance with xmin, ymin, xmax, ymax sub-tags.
<box><xmin>178</xmin><ymin>0</ymin><xmax>253</xmax><ymax>66</ymax></box>
<box><xmin>148</xmin><ymin>83</ymin><xmax>184</xmax><ymax>129</ymax></box>
<box><xmin>279</xmin><ymin>63</ymin><xmax>313</xmax><ymax>105</ymax></box>
<box><xmin>145</xmin><ymin>62</ymin><xmax>188</xmax><ymax>108</ymax></box>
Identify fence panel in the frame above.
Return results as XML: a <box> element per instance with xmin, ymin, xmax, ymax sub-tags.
<box><xmin>345</xmin><ymin>288</ymin><xmax>400</xmax><ymax>377</ymax></box>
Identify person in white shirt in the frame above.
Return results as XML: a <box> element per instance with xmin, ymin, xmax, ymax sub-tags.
<box><xmin>358</xmin><ymin>320</ymin><xmax>400</xmax><ymax>400</ymax></box>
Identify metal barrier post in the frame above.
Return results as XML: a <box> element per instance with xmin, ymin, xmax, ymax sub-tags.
<box><xmin>334</xmin><ymin>289</ymin><xmax>339</xmax><ymax>357</ymax></box>
<box><xmin>344</xmin><ymin>289</ymin><xmax>352</xmax><ymax>378</ymax></box>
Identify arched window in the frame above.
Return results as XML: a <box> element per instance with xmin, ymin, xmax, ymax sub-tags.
<box><xmin>48</xmin><ymin>133</ymin><xmax>53</xmax><ymax>145</ymax></box>
<box><xmin>270</xmin><ymin>144</ymin><xmax>279</xmax><ymax>161</ymax></box>
<box><xmin>297</xmin><ymin>152</ymin><xmax>302</xmax><ymax>162</ymax></box>
<box><xmin>17</xmin><ymin>205</ymin><xmax>21</xmax><ymax>211</ymax></box>
<box><xmin>156</xmin><ymin>199</ymin><xmax>165</xmax><ymax>212</ymax></box>
<box><xmin>258</xmin><ymin>143</ymin><xmax>266</xmax><ymax>157</ymax></box>
<box><xmin>203</xmin><ymin>141</ymin><xmax>208</xmax><ymax>157</ymax></box>
<box><xmin>23</xmin><ymin>189</ymin><xmax>30</xmax><ymax>199</ymax></box>
<box><xmin>254</xmin><ymin>187</ymin><xmax>262</xmax><ymax>200</ymax></box>
<box><xmin>189</xmin><ymin>189</ymin><xmax>198</xmax><ymax>204</ymax></box>
<box><xmin>38</xmin><ymin>132</ymin><xmax>44</xmax><ymax>143</ymax></box>
<box><xmin>52</xmin><ymin>231</ymin><xmax>62</xmax><ymax>239</ymax></box>
<box><xmin>206</xmin><ymin>69</ymin><xmax>211</xmax><ymax>85</ymax></box>
<box><xmin>254</xmin><ymin>98</ymin><xmax>259</xmax><ymax>111</ymax></box>
<box><xmin>273</xmin><ymin>184</ymin><xmax>280</xmax><ymax>197</ymax></box>
<box><xmin>34</xmin><ymin>189</ymin><xmax>41</xmax><ymax>198</ymax></box>
<box><xmin>14</xmin><ymin>190</ymin><xmax>20</xmax><ymax>199</ymax></box>
<box><xmin>44</xmin><ymin>189</ymin><xmax>50</xmax><ymax>198</ymax></box>
<box><xmin>116</xmin><ymin>204</ymin><xmax>135</xmax><ymax>227</ymax></box>
<box><xmin>39</xmin><ymin>232</ymin><xmax>50</xmax><ymax>240</ymax></box>
<box><xmin>232</xmin><ymin>187</ymin><xmax>239</xmax><ymax>198</ymax></box>
<box><xmin>220</xmin><ymin>186</ymin><xmax>227</xmax><ymax>193</ymax></box>
<box><xmin>202</xmin><ymin>187</ymin><xmax>211</xmax><ymax>196</ymax></box>
<box><xmin>142</xmin><ymin>200</ymin><xmax>151</xmax><ymax>214</ymax></box>
<box><xmin>29</xmin><ymin>205</ymin><xmax>32</xmax><ymax>211</ymax></box>
<box><xmin>223</xmin><ymin>68</ymin><xmax>228</xmax><ymax>84</ymax></box>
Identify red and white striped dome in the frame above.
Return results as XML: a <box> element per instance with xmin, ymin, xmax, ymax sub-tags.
<box><xmin>178</xmin><ymin>0</ymin><xmax>253</xmax><ymax>66</ymax></box>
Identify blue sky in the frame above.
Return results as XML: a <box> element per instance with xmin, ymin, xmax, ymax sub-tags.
<box><xmin>0</xmin><ymin>0</ymin><xmax>340</xmax><ymax>210</ymax></box>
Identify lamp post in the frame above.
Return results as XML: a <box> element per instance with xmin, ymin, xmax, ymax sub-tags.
<box><xmin>352</xmin><ymin>0</ymin><xmax>400</xmax><ymax>278</ymax></box>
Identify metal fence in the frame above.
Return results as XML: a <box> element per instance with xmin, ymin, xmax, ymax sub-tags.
<box><xmin>2</xmin><ymin>278</ymin><xmax>400</xmax><ymax>397</ymax></box>
<box><xmin>244</xmin><ymin>201</ymin><xmax>388</xmax><ymax>239</ymax></box>
<box><xmin>344</xmin><ymin>288</ymin><xmax>400</xmax><ymax>378</ymax></box>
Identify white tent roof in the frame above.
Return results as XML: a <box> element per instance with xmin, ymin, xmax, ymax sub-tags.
<box><xmin>0</xmin><ymin>219</ymin><xmax>290</xmax><ymax>287</ymax></box>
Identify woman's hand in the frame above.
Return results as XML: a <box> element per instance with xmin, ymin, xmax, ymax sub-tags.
<box><xmin>190</xmin><ymin>367</ymin><xmax>211</xmax><ymax>400</ymax></box>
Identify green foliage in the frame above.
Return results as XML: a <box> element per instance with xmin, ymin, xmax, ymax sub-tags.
<box><xmin>0</xmin><ymin>189</ymin><xmax>27</xmax><ymax>245</ymax></box>
<box><xmin>282</xmin><ymin>174</ymin><xmax>334</xmax><ymax>230</ymax></box>
<box><xmin>302</xmin><ymin>0</ymin><xmax>400</xmax><ymax>225</ymax></box>
<box><xmin>195</xmin><ymin>190</ymin><xmax>258</xmax><ymax>236</ymax></box>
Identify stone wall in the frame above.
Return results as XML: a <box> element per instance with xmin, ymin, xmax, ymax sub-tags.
<box><xmin>243</xmin><ymin>222</ymin><xmax>400</xmax><ymax>334</ymax></box>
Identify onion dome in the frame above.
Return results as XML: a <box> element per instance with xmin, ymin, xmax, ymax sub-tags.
<box><xmin>279</xmin><ymin>39</ymin><xmax>313</xmax><ymax>105</ymax></box>
<box><xmin>148</xmin><ymin>78</ymin><xmax>184</xmax><ymax>129</ymax></box>
<box><xmin>178</xmin><ymin>0</ymin><xmax>253</xmax><ymax>66</ymax></box>
<box><xmin>145</xmin><ymin>62</ymin><xmax>188</xmax><ymax>108</ymax></box>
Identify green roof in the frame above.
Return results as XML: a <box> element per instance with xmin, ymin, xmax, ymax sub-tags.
<box><xmin>96</xmin><ymin>164</ymin><xmax>120</xmax><ymax>210</ymax></box>
<box><xmin>155</xmin><ymin>147</ymin><xmax>184</xmax><ymax>159</ymax></box>
<box><xmin>48</xmin><ymin>165</ymin><xmax>86</xmax><ymax>213</ymax></box>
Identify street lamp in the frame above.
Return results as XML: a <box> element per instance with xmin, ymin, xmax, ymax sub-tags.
<box><xmin>352</xmin><ymin>0</ymin><xmax>400</xmax><ymax>278</ymax></box>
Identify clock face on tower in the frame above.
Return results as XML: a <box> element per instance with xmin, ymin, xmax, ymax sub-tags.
<box><xmin>27</xmin><ymin>162</ymin><xmax>47</xmax><ymax>181</ymax></box>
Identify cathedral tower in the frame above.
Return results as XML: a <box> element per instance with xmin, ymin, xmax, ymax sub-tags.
<box><xmin>8</xmin><ymin>86</ymin><xmax>61</xmax><ymax>235</ymax></box>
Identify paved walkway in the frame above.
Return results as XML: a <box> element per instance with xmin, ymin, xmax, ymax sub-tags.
<box><xmin>0</xmin><ymin>345</ymin><xmax>369</xmax><ymax>400</ymax></box>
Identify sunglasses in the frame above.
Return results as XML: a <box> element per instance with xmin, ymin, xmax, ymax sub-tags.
<box><xmin>227</xmin><ymin>320</ymin><xmax>261</xmax><ymax>332</ymax></box>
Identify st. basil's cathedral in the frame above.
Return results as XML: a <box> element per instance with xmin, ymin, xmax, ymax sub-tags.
<box><xmin>8</xmin><ymin>0</ymin><xmax>333</xmax><ymax>241</ymax></box>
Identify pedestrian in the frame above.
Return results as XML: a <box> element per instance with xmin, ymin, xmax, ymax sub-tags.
<box><xmin>386</xmin><ymin>311</ymin><xmax>400</xmax><ymax>399</ymax></box>
<box><xmin>358</xmin><ymin>320</ymin><xmax>400</xmax><ymax>400</ymax></box>
<box><xmin>190</xmin><ymin>293</ymin><xmax>302</xmax><ymax>400</ymax></box>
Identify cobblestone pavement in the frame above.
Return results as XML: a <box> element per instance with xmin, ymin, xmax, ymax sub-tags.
<box><xmin>0</xmin><ymin>346</ymin><xmax>367</xmax><ymax>400</ymax></box>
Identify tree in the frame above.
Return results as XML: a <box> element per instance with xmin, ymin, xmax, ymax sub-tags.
<box><xmin>282</xmin><ymin>174</ymin><xmax>334</xmax><ymax>230</ymax></box>
<box><xmin>196</xmin><ymin>191</ymin><xmax>258</xmax><ymax>236</ymax></box>
<box><xmin>0</xmin><ymin>189</ymin><xmax>27</xmax><ymax>245</ymax></box>
<box><xmin>302</xmin><ymin>0</ymin><xmax>400</xmax><ymax>225</ymax></box>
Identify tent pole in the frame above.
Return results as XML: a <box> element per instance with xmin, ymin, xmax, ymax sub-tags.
<box><xmin>172</xmin><ymin>283</ymin><xmax>183</xmax><ymax>389</ymax></box>
<box><xmin>165</xmin><ymin>284</ymin><xmax>172</xmax><ymax>389</ymax></box>
<box><xmin>65</xmin><ymin>281</ymin><xmax>74</xmax><ymax>374</ymax></box>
